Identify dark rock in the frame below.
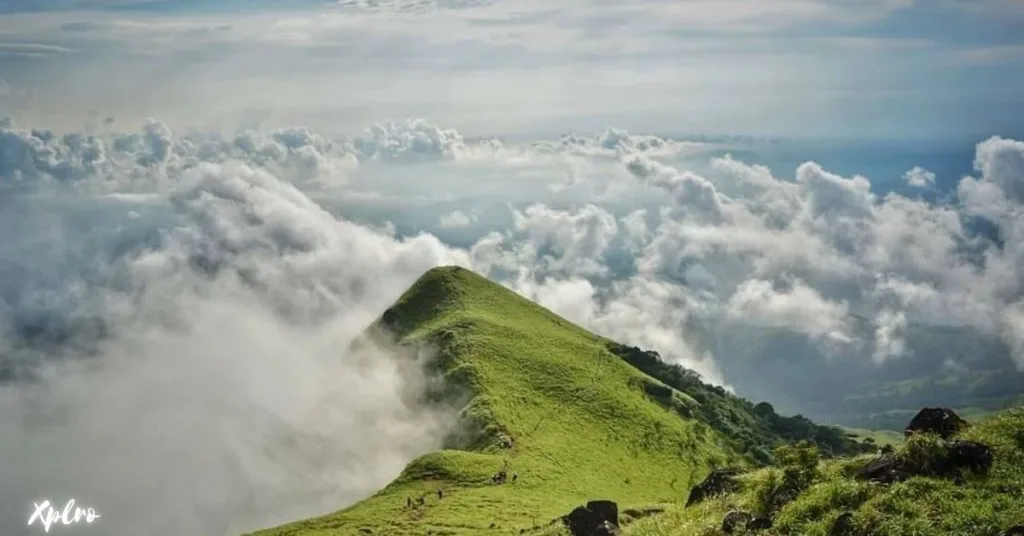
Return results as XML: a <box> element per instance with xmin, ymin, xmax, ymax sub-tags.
<box><xmin>593</xmin><ymin>520</ymin><xmax>622</xmax><ymax>536</ymax></box>
<box><xmin>749</xmin><ymin>516</ymin><xmax>773</xmax><ymax>531</ymax></box>
<box><xmin>586</xmin><ymin>500</ymin><xmax>619</xmax><ymax>526</ymax></box>
<box><xmin>686</xmin><ymin>468</ymin><xmax>742</xmax><ymax>506</ymax></box>
<box><xmin>721</xmin><ymin>511</ymin><xmax>754</xmax><ymax>534</ymax></box>
<box><xmin>879</xmin><ymin>444</ymin><xmax>894</xmax><ymax>455</ymax></box>
<box><xmin>856</xmin><ymin>454</ymin><xmax>911</xmax><ymax>484</ymax></box>
<box><xmin>827</xmin><ymin>512</ymin><xmax>856</xmax><ymax>536</ymax></box>
<box><xmin>905</xmin><ymin>408</ymin><xmax>968</xmax><ymax>439</ymax></box>
<box><xmin>564</xmin><ymin>506</ymin><xmax>599</xmax><ymax>536</ymax></box>
<box><xmin>998</xmin><ymin>525</ymin><xmax>1024</xmax><ymax>536</ymax></box>
<box><xmin>946</xmin><ymin>440</ymin><xmax>994</xmax><ymax>474</ymax></box>
<box><xmin>767</xmin><ymin>486</ymin><xmax>800</xmax><ymax>513</ymax></box>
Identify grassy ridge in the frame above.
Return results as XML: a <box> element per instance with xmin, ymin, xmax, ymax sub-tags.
<box><xmin>250</xmin><ymin>266</ymin><xmax>743</xmax><ymax>535</ymax></box>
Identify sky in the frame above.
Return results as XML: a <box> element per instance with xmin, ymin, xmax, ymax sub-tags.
<box><xmin>2</xmin><ymin>2</ymin><xmax>1024</xmax><ymax>536</ymax></box>
<box><xmin>0</xmin><ymin>0</ymin><xmax>1023</xmax><ymax>139</ymax></box>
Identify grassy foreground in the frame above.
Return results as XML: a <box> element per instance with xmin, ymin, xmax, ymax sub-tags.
<box><xmin>623</xmin><ymin>408</ymin><xmax>1024</xmax><ymax>536</ymax></box>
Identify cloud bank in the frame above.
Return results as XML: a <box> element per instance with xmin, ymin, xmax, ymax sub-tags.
<box><xmin>2</xmin><ymin>117</ymin><xmax>1024</xmax><ymax>535</ymax></box>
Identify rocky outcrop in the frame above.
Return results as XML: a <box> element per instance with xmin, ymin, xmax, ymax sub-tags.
<box><xmin>686</xmin><ymin>468</ymin><xmax>742</xmax><ymax>506</ymax></box>
<box><xmin>998</xmin><ymin>525</ymin><xmax>1024</xmax><ymax>536</ymax></box>
<box><xmin>946</xmin><ymin>440</ymin><xmax>994</xmax><ymax>475</ymax></box>
<box><xmin>720</xmin><ymin>510</ymin><xmax>772</xmax><ymax>534</ymax></box>
<box><xmin>722</xmin><ymin>511</ymin><xmax>753</xmax><ymax>534</ymax></box>
<box><xmin>905</xmin><ymin>408</ymin><xmax>969</xmax><ymax>439</ymax></box>
<box><xmin>562</xmin><ymin>500</ymin><xmax>620</xmax><ymax>536</ymax></box>
<box><xmin>856</xmin><ymin>454</ymin><xmax>912</xmax><ymax>484</ymax></box>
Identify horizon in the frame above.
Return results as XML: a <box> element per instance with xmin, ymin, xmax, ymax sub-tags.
<box><xmin>1</xmin><ymin>0</ymin><xmax>1022</xmax><ymax>139</ymax></box>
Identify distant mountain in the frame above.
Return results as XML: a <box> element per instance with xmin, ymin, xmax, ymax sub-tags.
<box><xmin>703</xmin><ymin>316</ymin><xmax>1024</xmax><ymax>432</ymax></box>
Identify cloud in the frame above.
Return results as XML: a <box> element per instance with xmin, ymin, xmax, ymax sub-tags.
<box><xmin>903</xmin><ymin>165</ymin><xmax>936</xmax><ymax>187</ymax></box>
<box><xmin>0</xmin><ymin>42</ymin><xmax>76</xmax><ymax>56</ymax></box>
<box><xmin>4</xmin><ymin>116</ymin><xmax>1024</xmax><ymax>534</ymax></box>
<box><xmin>0</xmin><ymin>154</ymin><xmax>468</xmax><ymax>536</ymax></box>
<box><xmin>725</xmin><ymin>278</ymin><xmax>853</xmax><ymax>344</ymax></box>
<box><xmin>438</xmin><ymin>209</ymin><xmax>477</xmax><ymax>228</ymax></box>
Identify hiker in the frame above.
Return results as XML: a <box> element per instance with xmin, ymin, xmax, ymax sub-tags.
<box><xmin>418</xmin><ymin>496</ymin><xmax>425</xmax><ymax>506</ymax></box>
<box><xmin>437</xmin><ymin>489</ymin><xmax>443</xmax><ymax>500</ymax></box>
<box><xmin>512</xmin><ymin>472</ymin><xmax>518</xmax><ymax>483</ymax></box>
<box><xmin>406</xmin><ymin>497</ymin><xmax>412</xmax><ymax>508</ymax></box>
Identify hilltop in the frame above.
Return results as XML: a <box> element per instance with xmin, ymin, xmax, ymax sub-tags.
<box><xmin>248</xmin><ymin>266</ymin><xmax>873</xmax><ymax>536</ymax></box>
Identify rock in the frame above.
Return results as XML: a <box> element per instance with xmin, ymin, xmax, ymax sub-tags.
<box><xmin>768</xmin><ymin>486</ymin><xmax>800</xmax><ymax>512</ymax></box>
<box><xmin>586</xmin><ymin>500</ymin><xmax>619</xmax><ymax>526</ymax></box>
<box><xmin>748</xmin><ymin>516</ymin><xmax>773</xmax><ymax>531</ymax></box>
<box><xmin>905</xmin><ymin>408</ymin><xmax>968</xmax><ymax>439</ymax></box>
<box><xmin>560</xmin><ymin>501</ymin><xmax>620</xmax><ymax>536</ymax></box>
<box><xmin>827</xmin><ymin>512</ymin><xmax>856</xmax><ymax>536</ymax></box>
<box><xmin>946</xmin><ymin>440</ymin><xmax>994</xmax><ymax>474</ymax></box>
<box><xmin>856</xmin><ymin>454</ymin><xmax>911</xmax><ymax>484</ymax></box>
<box><xmin>686</xmin><ymin>468</ymin><xmax>742</xmax><ymax>506</ymax></box>
<box><xmin>564</xmin><ymin>506</ymin><xmax>601</xmax><ymax>536</ymax></box>
<box><xmin>593</xmin><ymin>521</ymin><xmax>621</xmax><ymax>536</ymax></box>
<box><xmin>998</xmin><ymin>525</ymin><xmax>1024</xmax><ymax>536</ymax></box>
<box><xmin>721</xmin><ymin>511</ymin><xmax>754</xmax><ymax>534</ymax></box>
<box><xmin>879</xmin><ymin>444</ymin><xmax>894</xmax><ymax>455</ymax></box>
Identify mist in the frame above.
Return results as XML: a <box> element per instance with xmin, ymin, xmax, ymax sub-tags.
<box><xmin>0</xmin><ymin>158</ymin><xmax>463</xmax><ymax>536</ymax></box>
<box><xmin>2</xmin><ymin>115</ymin><xmax>1024</xmax><ymax>534</ymax></box>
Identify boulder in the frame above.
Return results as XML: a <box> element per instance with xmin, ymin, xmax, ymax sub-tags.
<box><xmin>586</xmin><ymin>500</ymin><xmax>619</xmax><ymax>526</ymax></box>
<box><xmin>998</xmin><ymin>525</ymin><xmax>1024</xmax><ymax>536</ymax></box>
<box><xmin>562</xmin><ymin>501</ymin><xmax>620</xmax><ymax>536</ymax></box>
<box><xmin>748</xmin><ymin>516</ymin><xmax>773</xmax><ymax>531</ymax></box>
<box><xmin>827</xmin><ymin>512</ymin><xmax>856</xmax><ymax>536</ymax></box>
<box><xmin>593</xmin><ymin>521</ymin><xmax>621</xmax><ymax>536</ymax></box>
<box><xmin>686</xmin><ymin>468</ymin><xmax>742</xmax><ymax>506</ymax></box>
<box><xmin>946</xmin><ymin>440</ymin><xmax>994</xmax><ymax>474</ymax></box>
<box><xmin>856</xmin><ymin>454</ymin><xmax>911</xmax><ymax>484</ymax></box>
<box><xmin>564</xmin><ymin>506</ymin><xmax>601</xmax><ymax>536</ymax></box>
<box><xmin>905</xmin><ymin>408</ymin><xmax>968</xmax><ymax>439</ymax></box>
<box><xmin>768</xmin><ymin>486</ymin><xmax>800</xmax><ymax>513</ymax></box>
<box><xmin>721</xmin><ymin>511</ymin><xmax>754</xmax><ymax>534</ymax></box>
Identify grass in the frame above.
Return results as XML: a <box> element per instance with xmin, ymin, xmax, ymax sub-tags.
<box><xmin>248</xmin><ymin>266</ymin><xmax>744</xmax><ymax>535</ymax></box>
<box><xmin>624</xmin><ymin>408</ymin><xmax>1024</xmax><ymax>536</ymax></box>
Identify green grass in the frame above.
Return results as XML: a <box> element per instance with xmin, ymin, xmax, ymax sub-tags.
<box><xmin>248</xmin><ymin>266</ymin><xmax>745</xmax><ymax>535</ymax></box>
<box><xmin>625</xmin><ymin>408</ymin><xmax>1024</xmax><ymax>536</ymax></box>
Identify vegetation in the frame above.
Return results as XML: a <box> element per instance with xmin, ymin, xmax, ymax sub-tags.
<box><xmin>608</xmin><ymin>343</ymin><xmax>872</xmax><ymax>460</ymax></box>
<box><xmin>246</xmin><ymin>266</ymin><xmax>1024</xmax><ymax>536</ymax></box>
<box><xmin>624</xmin><ymin>408</ymin><xmax>1024</xmax><ymax>536</ymax></box>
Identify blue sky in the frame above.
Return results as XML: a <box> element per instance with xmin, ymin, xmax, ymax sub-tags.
<box><xmin>0</xmin><ymin>0</ymin><xmax>1022</xmax><ymax>139</ymax></box>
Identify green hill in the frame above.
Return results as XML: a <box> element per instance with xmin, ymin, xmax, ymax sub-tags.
<box><xmin>248</xmin><ymin>266</ymin><xmax>872</xmax><ymax>536</ymax></box>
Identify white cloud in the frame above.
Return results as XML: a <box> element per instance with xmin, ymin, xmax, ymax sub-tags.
<box><xmin>438</xmin><ymin>209</ymin><xmax>477</xmax><ymax>227</ymax></box>
<box><xmin>903</xmin><ymin>165</ymin><xmax>936</xmax><ymax>187</ymax></box>
<box><xmin>725</xmin><ymin>278</ymin><xmax>853</xmax><ymax>344</ymax></box>
<box><xmin>4</xmin><ymin>116</ymin><xmax>1024</xmax><ymax>534</ymax></box>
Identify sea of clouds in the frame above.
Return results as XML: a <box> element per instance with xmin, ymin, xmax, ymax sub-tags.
<box><xmin>1</xmin><ymin>116</ymin><xmax>1023</xmax><ymax>535</ymax></box>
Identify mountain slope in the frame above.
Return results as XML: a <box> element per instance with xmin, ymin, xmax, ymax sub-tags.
<box><xmin>249</xmin><ymin>266</ymin><xmax>866</xmax><ymax>536</ymax></box>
